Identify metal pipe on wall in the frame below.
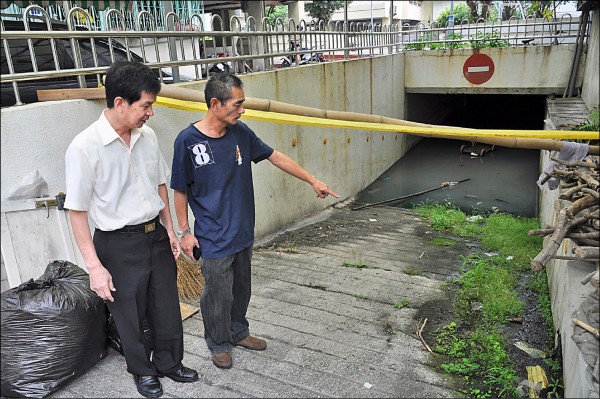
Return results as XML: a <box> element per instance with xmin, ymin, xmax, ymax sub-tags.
<box><xmin>564</xmin><ymin>10</ymin><xmax>589</xmax><ymax>98</ymax></box>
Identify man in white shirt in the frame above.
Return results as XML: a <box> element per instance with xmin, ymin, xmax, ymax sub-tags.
<box><xmin>65</xmin><ymin>61</ymin><xmax>198</xmax><ymax>398</ymax></box>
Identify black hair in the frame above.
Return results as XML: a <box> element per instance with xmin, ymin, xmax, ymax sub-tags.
<box><xmin>104</xmin><ymin>61</ymin><xmax>161</xmax><ymax>108</ymax></box>
<box><xmin>204</xmin><ymin>72</ymin><xmax>243</xmax><ymax>106</ymax></box>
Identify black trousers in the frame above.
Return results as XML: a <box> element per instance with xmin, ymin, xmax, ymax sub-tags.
<box><xmin>93</xmin><ymin>221</ymin><xmax>183</xmax><ymax>376</ymax></box>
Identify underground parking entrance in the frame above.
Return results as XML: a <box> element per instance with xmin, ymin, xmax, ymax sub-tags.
<box><xmin>355</xmin><ymin>93</ymin><xmax>548</xmax><ymax>217</ymax></box>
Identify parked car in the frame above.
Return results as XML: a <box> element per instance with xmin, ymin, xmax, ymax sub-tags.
<box><xmin>1</xmin><ymin>19</ymin><xmax>189</xmax><ymax>107</ymax></box>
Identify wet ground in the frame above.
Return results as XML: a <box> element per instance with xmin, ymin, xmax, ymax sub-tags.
<box><xmin>265</xmin><ymin>202</ymin><xmax>559</xmax><ymax>397</ymax></box>
<box><xmin>355</xmin><ymin>138</ymin><xmax>541</xmax><ymax>217</ymax></box>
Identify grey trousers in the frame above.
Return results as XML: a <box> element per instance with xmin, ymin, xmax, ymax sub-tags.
<box><xmin>200</xmin><ymin>246</ymin><xmax>252</xmax><ymax>354</ymax></box>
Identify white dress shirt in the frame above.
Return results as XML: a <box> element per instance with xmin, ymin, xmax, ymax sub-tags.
<box><xmin>64</xmin><ymin>110</ymin><xmax>170</xmax><ymax>231</ymax></box>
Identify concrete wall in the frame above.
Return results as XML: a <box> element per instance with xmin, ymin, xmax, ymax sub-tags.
<box><xmin>581</xmin><ymin>10</ymin><xmax>599</xmax><ymax>109</ymax></box>
<box><xmin>0</xmin><ymin>54</ymin><xmax>411</xmax><ymax>283</ymax></box>
<box><xmin>404</xmin><ymin>45</ymin><xmax>583</xmax><ymax>94</ymax></box>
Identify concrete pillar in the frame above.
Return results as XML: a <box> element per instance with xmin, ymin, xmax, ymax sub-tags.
<box><xmin>288</xmin><ymin>1</ymin><xmax>301</xmax><ymax>25</ymax></box>
<box><xmin>421</xmin><ymin>0</ymin><xmax>434</xmax><ymax>25</ymax></box>
<box><xmin>218</xmin><ymin>9</ymin><xmax>231</xmax><ymax>50</ymax></box>
<box><xmin>163</xmin><ymin>0</ymin><xmax>180</xmax><ymax>82</ymax></box>
<box><xmin>247</xmin><ymin>0</ymin><xmax>267</xmax><ymax>71</ymax></box>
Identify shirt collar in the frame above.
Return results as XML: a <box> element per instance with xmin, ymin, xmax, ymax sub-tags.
<box><xmin>98</xmin><ymin>109</ymin><xmax>145</xmax><ymax>146</ymax></box>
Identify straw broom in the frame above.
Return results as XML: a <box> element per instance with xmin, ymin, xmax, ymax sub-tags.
<box><xmin>176</xmin><ymin>255</ymin><xmax>204</xmax><ymax>302</ymax></box>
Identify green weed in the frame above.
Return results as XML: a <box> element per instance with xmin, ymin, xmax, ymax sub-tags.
<box><xmin>403</xmin><ymin>267</ymin><xmax>423</xmax><ymax>276</ymax></box>
<box><xmin>413</xmin><ymin>201</ymin><xmax>466</xmax><ymax>231</ymax></box>
<box><xmin>546</xmin><ymin>377</ymin><xmax>564</xmax><ymax>398</ymax></box>
<box><xmin>394</xmin><ymin>298</ymin><xmax>410</xmax><ymax>309</ymax></box>
<box><xmin>543</xmin><ymin>357</ymin><xmax>562</xmax><ymax>373</ymax></box>
<box><xmin>432</xmin><ymin>237</ymin><xmax>456</xmax><ymax>247</ymax></box>
<box><xmin>469</xmin><ymin>30</ymin><xmax>510</xmax><ymax>48</ymax></box>
<box><xmin>572</xmin><ymin>104</ymin><xmax>599</xmax><ymax>133</ymax></box>
<box><xmin>479</xmin><ymin>213</ymin><xmax>543</xmax><ymax>266</ymax></box>
<box><xmin>455</xmin><ymin>255</ymin><xmax>523</xmax><ymax>324</ymax></box>
<box><xmin>341</xmin><ymin>261</ymin><xmax>379</xmax><ymax>269</ymax></box>
<box><xmin>529</xmin><ymin>270</ymin><xmax>555</xmax><ymax>338</ymax></box>
<box><xmin>434</xmin><ymin>322</ymin><xmax>518</xmax><ymax>397</ymax></box>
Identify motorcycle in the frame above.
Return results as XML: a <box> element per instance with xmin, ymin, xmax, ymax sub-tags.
<box><xmin>207</xmin><ymin>52</ymin><xmax>232</xmax><ymax>75</ymax></box>
<box><xmin>280</xmin><ymin>40</ymin><xmax>324</xmax><ymax>68</ymax></box>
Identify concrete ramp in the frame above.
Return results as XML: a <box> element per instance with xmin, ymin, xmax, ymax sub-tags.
<box><xmin>50</xmin><ymin>205</ymin><xmax>473</xmax><ymax>398</ymax></box>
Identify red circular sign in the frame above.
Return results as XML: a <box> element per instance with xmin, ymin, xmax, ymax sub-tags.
<box><xmin>463</xmin><ymin>53</ymin><xmax>495</xmax><ymax>84</ymax></box>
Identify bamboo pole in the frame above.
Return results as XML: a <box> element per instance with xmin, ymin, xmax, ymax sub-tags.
<box><xmin>158</xmin><ymin>85</ymin><xmax>599</xmax><ymax>154</ymax></box>
<box><xmin>38</xmin><ymin>85</ymin><xmax>600</xmax><ymax>155</ymax></box>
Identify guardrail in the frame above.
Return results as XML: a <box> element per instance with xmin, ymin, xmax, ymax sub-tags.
<box><xmin>0</xmin><ymin>4</ymin><xmax>589</xmax><ymax>107</ymax></box>
<box><xmin>402</xmin><ymin>15</ymin><xmax>586</xmax><ymax>50</ymax></box>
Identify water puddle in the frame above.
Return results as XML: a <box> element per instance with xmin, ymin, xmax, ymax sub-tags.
<box><xmin>356</xmin><ymin>138</ymin><xmax>540</xmax><ymax>217</ymax></box>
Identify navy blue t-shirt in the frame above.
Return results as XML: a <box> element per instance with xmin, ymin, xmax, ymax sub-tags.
<box><xmin>170</xmin><ymin>120</ymin><xmax>274</xmax><ymax>258</ymax></box>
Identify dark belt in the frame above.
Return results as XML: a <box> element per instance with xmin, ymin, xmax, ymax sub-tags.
<box><xmin>110</xmin><ymin>215</ymin><xmax>160</xmax><ymax>234</ymax></box>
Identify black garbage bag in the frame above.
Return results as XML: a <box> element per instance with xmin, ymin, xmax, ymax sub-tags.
<box><xmin>105</xmin><ymin>305</ymin><xmax>124</xmax><ymax>355</ymax></box>
<box><xmin>105</xmin><ymin>303</ymin><xmax>154</xmax><ymax>356</ymax></box>
<box><xmin>1</xmin><ymin>260</ymin><xmax>107</xmax><ymax>398</ymax></box>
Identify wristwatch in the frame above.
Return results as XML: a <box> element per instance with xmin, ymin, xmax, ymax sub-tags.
<box><xmin>176</xmin><ymin>226</ymin><xmax>192</xmax><ymax>239</ymax></box>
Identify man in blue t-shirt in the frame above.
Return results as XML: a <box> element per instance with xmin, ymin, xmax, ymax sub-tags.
<box><xmin>171</xmin><ymin>72</ymin><xmax>339</xmax><ymax>369</ymax></box>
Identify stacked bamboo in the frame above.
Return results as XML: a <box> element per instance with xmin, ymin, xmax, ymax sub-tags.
<box><xmin>529</xmin><ymin>156</ymin><xmax>600</xmax><ymax>276</ymax></box>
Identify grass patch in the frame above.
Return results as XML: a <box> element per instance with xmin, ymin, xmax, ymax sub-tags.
<box><xmin>479</xmin><ymin>213</ymin><xmax>543</xmax><ymax>266</ymax></box>
<box><xmin>455</xmin><ymin>255</ymin><xmax>524</xmax><ymax>324</ymax></box>
<box><xmin>414</xmin><ymin>202</ymin><xmax>547</xmax><ymax>398</ymax></box>
<box><xmin>414</xmin><ymin>200</ymin><xmax>466</xmax><ymax>231</ymax></box>
<box><xmin>528</xmin><ymin>270</ymin><xmax>554</xmax><ymax>339</ymax></box>
<box><xmin>355</xmin><ymin>294</ymin><xmax>368</xmax><ymax>299</ymax></box>
<box><xmin>394</xmin><ymin>298</ymin><xmax>410</xmax><ymax>309</ymax></box>
<box><xmin>403</xmin><ymin>267</ymin><xmax>423</xmax><ymax>276</ymax></box>
<box><xmin>341</xmin><ymin>261</ymin><xmax>379</xmax><ymax>269</ymax></box>
<box><xmin>432</xmin><ymin>237</ymin><xmax>456</xmax><ymax>247</ymax></box>
<box><xmin>434</xmin><ymin>321</ymin><xmax>518</xmax><ymax>398</ymax></box>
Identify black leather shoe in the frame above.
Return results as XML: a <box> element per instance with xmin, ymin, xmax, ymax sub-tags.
<box><xmin>133</xmin><ymin>375</ymin><xmax>163</xmax><ymax>398</ymax></box>
<box><xmin>158</xmin><ymin>365</ymin><xmax>199</xmax><ymax>383</ymax></box>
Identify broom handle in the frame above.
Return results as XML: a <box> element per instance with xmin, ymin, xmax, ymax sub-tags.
<box><xmin>573</xmin><ymin>318</ymin><xmax>600</xmax><ymax>339</ymax></box>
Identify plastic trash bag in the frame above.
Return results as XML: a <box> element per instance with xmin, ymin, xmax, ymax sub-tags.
<box><xmin>1</xmin><ymin>260</ymin><xmax>107</xmax><ymax>398</ymax></box>
<box><xmin>105</xmin><ymin>305</ymin><xmax>124</xmax><ymax>355</ymax></box>
<box><xmin>2</xmin><ymin>170</ymin><xmax>48</xmax><ymax>200</ymax></box>
<box><xmin>105</xmin><ymin>304</ymin><xmax>154</xmax><ymax>356</ymax></box>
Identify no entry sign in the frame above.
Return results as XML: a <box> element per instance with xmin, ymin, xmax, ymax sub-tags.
<box><xmin>463</xmin><ymin>53</ymin><xmax>495</xmax><ymax>84</ymax></box>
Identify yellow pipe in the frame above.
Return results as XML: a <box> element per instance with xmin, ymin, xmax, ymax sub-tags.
<box><xmin>155</xmin><ymin>95</ymin><xmax>600</xmax><ymax>141</ymax></box>
<box><xmin>156</xmin><ymin>85</ymin><xmax>599</xmax><ymax>154</ymax></box>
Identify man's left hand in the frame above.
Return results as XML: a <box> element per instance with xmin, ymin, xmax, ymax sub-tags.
<box><xmin>312</xmin><ymin>180</ymin><xmax>340</xmax><ymax>199</ymax></box>
<box><xmin>168</xmin><ymin>231</ymin><xmax>181</xmax><ymax>259</ymax></box>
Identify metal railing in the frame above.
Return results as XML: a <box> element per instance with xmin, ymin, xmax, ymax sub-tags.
<box><xmin>0</xmin><ymin>5</ymin><xmax>590</xmax><ymax>106</ymax></box>
<box><xmin>401</xmin><ymin>14</ymin><xmax>586</xmax><ymax>50</ymax></box>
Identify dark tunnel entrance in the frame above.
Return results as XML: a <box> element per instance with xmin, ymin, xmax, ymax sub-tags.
<box><xmin>406</xmin><ymin>93</ymin><xmax>547</xmax><ymax>129</ymax></box>
<box><xmin>355</xmin><ymin>94</ymin><xmax>548</xmax><ymax>217</ymax></box>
